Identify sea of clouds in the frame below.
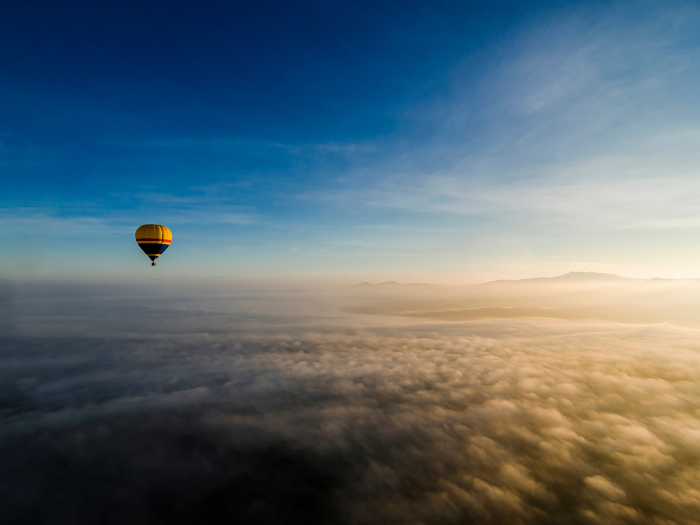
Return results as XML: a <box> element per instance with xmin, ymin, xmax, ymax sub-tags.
<box><xmin>2</xmin><ymin>285</ymin><xmax>700</xmax><ymax>524</ymax></box>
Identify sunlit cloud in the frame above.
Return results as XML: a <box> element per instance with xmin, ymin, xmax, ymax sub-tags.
<box><xmin>5</xmin><ymin>285</ymin><xmax>700</xmax><ymax>523</ymax></box>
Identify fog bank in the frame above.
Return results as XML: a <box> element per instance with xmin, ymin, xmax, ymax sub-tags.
<box><xmin>2</xmin><ymin>283</ymin><xmax>700</xmax><ymax>524</ymax></box>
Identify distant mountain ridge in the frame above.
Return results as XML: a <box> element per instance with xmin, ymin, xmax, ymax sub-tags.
<box><xmin>355</xmin><ymin>272</ymin><xmax>696</xmax><ymax>288</ymax></box>
<box><xmin>486</xmin><ymin>272</ymin><xmax>632</xmax><ymax>284</ymax></box>
<box><xmin>353</xmin><ymin>281</ymin><xmax>436</xmax><ymax>287</ymax></box>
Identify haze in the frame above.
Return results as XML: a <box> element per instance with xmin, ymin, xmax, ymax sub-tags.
<box><xmin>4</xmin><ymin>1</ymin><xmax>700</xmax><ymax>524</ymax></box>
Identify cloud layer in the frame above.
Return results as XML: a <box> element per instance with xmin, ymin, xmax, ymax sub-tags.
<box><xmin>2</xmin><ymin>290</ymin><xmax>700</xmax><ymax>524</ymax></box>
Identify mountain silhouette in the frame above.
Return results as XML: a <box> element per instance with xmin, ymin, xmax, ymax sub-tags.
<box><xmin>486</xmin><ymin>272</ymin><xmax>632</xmax><ymax>284</ymax></box>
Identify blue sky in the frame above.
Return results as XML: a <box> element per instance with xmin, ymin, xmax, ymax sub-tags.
<box><xmin>3</xmin><ymin>0</ymin><xmax>700</xmax><ymax>282</ymax></box>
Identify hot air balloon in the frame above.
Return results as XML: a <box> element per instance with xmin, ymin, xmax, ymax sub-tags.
<box><xmin>135</xmin><ymin>224</ymin><xmax>172</xmax><ymax>266</ymax></box>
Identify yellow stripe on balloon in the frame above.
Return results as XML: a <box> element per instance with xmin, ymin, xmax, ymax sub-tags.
<box><xmin>134</xmin><ymin>224</ymin><xmax>172</xmax><ymax>242</ymax></box>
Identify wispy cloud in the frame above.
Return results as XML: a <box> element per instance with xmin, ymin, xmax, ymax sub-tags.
<box><xmin>0</xmin><ymin>204</ymin><xmax>258</xmax><ymax>238</ymax></box>
<box><xmin>323</xmin><ymin>165</ymin><xmax>700</xmax><ymax>230</ymax></box>
<box><xmin>99</xmin><ymin>135</ymin><xmax>377</xmax><ymax>159</ymax></box>
<box><xmin>307</xmin><ymin>5</ymin><xmax>700</xmax><ymax>236</ymax></box>
<box><xmin>0</xmin><ymin>208</ymin><xmax>133</xmax><ymax>236</ymax></box>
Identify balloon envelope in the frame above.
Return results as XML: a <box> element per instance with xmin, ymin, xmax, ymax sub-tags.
<box><xmin>135</xmin><ymin>224</ymin><xmax>172</xmax><ymax>263</ymax></box>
